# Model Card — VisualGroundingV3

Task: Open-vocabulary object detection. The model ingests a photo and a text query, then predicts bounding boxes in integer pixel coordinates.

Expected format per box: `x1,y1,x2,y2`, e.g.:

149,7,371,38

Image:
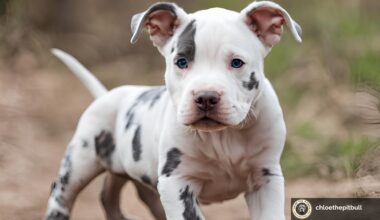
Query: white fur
51,49,107,98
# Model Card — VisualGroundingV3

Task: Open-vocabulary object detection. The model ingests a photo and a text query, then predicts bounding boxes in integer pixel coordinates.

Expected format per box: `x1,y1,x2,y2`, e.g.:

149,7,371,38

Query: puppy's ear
130,2,188,49
241,1,302,50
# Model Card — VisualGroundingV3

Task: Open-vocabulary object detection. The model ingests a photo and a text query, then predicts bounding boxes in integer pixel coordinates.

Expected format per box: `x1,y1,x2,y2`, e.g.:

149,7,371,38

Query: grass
351,52,380,88
277,1,380,179
296,122,320,140
324,138,376,177
281,141,316,179
282,137,376,180
265,37,296,80
197,0,251,11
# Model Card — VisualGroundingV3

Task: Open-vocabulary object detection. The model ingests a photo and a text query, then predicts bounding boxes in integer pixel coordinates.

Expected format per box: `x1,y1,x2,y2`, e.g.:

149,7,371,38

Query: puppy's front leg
245,167,285,220
157,146,204,220
158,175,205,220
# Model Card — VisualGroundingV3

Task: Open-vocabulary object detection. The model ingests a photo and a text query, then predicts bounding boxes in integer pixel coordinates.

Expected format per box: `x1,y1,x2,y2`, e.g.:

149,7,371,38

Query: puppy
45,1,301,220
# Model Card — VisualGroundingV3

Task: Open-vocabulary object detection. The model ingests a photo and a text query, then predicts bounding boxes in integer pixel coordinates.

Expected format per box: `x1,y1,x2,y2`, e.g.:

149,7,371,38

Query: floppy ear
130,2,188,49
241,1,302,50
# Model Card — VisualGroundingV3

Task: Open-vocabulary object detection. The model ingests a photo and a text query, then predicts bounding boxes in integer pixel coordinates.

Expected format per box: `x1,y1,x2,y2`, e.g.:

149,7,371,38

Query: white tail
51,48,107,98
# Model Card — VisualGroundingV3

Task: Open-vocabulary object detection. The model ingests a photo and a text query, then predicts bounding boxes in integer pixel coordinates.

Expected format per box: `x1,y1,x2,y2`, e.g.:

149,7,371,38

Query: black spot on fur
59,147,72,186
141,175,152,185
161,148,182,177
262,168,276,176
179,186,201,220
82,140,89,148
50,181,57,195
132,126,142,161
177,20,196,62
125,87,166,130
95,131,115,165
242,72,259,90
46,210,69,220
125,112,135,129
55,195,64,207
60,173,69,185
137,87,166,108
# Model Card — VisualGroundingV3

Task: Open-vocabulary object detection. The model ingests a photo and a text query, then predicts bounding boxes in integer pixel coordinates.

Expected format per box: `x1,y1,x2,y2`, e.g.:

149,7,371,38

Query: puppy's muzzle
188,90,229,131
194,91,220,112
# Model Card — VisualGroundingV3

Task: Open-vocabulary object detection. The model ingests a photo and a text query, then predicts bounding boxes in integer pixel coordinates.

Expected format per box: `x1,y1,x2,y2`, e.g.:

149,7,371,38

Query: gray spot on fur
132,126,142,161
125,87,166,130
176,20,196,62
179,186,201,220
55,196,64,207
50,181,57,195
82,140,88,148
46,210,69,220
161,148,182,177
60,173,69,186
59,146,73,189
125,112,135,129
262,168,277,176
138,87,166,108
242,72,259,90
95,131,115,165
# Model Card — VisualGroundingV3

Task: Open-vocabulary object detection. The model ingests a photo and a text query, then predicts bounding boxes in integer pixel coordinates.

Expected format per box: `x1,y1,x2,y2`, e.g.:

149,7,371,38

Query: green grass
324,138,376,177
265,37,296,80
350,52,380,88
296,122,320,140
277,86,304,110
282,137,377,180
196,0,251,11
281,141,316,179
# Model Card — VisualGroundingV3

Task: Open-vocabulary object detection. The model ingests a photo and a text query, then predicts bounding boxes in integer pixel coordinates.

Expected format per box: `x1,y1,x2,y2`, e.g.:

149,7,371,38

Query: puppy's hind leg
134,180,166,220
100,173,130,220
44,138,105,220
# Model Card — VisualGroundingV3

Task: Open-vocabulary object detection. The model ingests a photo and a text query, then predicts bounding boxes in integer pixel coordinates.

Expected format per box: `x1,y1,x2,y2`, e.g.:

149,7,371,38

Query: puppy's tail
51,48,107,98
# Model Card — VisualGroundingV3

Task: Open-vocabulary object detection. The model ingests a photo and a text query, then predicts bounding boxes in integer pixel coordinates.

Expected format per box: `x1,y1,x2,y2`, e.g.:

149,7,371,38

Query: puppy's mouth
188,116,228,131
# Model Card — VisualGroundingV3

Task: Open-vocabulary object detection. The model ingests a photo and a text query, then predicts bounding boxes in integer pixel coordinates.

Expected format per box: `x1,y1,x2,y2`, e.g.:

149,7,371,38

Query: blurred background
0,0,379,219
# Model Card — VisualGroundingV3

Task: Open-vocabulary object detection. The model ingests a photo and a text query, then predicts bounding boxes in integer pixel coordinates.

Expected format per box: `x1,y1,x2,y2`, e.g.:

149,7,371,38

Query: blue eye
176,58,188,69
231,59,245,68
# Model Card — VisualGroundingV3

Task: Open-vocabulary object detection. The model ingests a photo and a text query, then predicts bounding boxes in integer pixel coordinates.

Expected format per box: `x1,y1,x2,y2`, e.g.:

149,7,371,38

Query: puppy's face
131,1,302,131
165,9,265,131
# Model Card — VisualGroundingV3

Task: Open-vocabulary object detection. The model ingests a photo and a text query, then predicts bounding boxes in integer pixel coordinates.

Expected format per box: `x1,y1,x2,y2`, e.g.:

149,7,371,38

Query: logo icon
292,199,312,219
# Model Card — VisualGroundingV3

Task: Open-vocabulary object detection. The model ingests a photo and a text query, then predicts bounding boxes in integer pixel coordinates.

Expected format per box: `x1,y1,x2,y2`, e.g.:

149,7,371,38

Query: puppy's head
131,1,301,131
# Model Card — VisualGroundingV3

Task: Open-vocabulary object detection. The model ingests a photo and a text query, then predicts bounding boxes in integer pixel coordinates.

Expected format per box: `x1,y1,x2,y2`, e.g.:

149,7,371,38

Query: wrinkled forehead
187,8,265,59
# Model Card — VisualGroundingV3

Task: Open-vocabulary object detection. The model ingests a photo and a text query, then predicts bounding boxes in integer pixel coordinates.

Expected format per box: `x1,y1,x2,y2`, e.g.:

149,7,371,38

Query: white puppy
45,1,301,220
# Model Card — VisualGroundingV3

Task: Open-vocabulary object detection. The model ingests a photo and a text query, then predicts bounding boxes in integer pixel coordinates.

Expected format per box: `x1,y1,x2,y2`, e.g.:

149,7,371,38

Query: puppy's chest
181,139,267,203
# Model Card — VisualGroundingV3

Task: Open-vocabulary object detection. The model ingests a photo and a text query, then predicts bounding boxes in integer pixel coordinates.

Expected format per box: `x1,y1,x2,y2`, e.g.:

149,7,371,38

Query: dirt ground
0,56,363,220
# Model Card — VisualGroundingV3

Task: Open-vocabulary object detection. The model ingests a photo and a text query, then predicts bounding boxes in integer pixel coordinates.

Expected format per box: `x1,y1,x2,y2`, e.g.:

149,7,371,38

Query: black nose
194,91,221,111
